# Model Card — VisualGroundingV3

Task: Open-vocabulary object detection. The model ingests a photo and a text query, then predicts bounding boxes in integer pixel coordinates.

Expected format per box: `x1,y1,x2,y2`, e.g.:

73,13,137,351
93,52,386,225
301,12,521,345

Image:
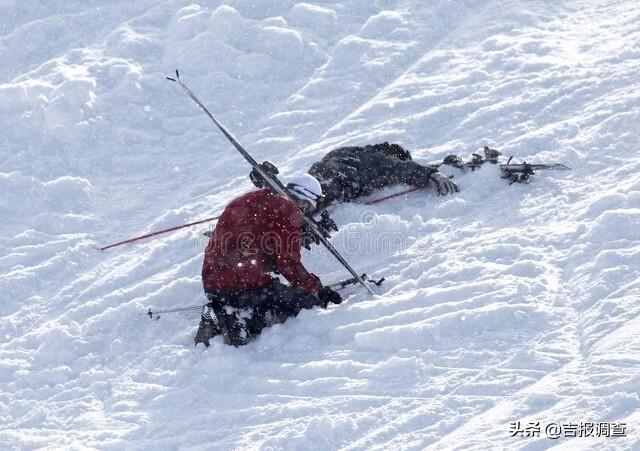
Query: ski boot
483,146,502,163
215,306,256,347
443,154,464,168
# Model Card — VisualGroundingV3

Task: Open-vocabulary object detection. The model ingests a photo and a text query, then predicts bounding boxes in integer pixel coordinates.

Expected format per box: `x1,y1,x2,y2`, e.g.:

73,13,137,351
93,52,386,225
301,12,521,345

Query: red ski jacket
202,189,321,293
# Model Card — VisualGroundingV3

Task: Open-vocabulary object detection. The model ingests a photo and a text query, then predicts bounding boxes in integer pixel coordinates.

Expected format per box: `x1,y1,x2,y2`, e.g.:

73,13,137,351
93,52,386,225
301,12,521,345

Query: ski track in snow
1,0,639,449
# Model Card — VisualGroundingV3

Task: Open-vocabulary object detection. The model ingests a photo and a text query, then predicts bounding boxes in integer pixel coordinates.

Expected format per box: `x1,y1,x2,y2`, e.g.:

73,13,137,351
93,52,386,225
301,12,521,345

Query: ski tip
166,77,176,82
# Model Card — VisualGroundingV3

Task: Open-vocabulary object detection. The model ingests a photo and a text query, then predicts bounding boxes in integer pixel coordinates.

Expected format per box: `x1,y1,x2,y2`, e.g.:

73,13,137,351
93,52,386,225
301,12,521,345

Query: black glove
428,172,459,195
317,210,338,237
301,211,338,250
317,286,342,307
301,224,319,250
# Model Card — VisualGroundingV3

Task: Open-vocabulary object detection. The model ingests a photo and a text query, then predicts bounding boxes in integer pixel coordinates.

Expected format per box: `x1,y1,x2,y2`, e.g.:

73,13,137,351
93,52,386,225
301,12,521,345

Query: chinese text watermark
509,421,627,439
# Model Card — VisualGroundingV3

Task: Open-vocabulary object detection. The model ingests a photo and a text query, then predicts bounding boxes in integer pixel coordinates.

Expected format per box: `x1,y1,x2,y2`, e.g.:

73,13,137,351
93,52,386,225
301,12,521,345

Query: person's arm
272,202,322,293
389,159,437,186
385,157,458,195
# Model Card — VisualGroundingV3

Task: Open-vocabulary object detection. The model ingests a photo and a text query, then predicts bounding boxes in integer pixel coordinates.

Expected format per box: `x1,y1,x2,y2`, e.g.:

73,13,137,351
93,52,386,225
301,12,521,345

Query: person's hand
429,172,459,195
301,224,319,250
317,286,342,307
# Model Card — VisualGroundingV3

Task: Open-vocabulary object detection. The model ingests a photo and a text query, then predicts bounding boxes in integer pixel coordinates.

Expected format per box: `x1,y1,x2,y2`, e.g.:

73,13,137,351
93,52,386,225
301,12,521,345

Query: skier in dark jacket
308,142,458,211
195,174,342,347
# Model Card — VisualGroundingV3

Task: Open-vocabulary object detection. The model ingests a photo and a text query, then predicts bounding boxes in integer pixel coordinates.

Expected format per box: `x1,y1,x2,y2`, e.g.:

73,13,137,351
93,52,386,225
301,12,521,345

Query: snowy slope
1,0,639,449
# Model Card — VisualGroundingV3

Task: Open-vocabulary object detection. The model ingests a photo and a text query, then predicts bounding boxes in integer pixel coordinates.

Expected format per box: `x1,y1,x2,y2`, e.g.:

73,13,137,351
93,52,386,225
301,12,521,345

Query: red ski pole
98,186,421,251
365,186,424,205
97,216,220,251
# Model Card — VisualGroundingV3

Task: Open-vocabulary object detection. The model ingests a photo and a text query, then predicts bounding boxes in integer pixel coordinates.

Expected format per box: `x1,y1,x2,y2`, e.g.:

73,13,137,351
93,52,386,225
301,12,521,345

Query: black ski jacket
308,144,437,209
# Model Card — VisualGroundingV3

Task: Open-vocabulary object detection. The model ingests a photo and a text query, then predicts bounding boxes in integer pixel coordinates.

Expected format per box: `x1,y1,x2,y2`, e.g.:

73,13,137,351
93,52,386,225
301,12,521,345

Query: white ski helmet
286,174,323,209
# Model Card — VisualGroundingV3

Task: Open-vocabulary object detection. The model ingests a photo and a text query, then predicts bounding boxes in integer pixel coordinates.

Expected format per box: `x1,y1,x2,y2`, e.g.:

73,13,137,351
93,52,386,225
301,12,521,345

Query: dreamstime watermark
509,421,627,439
192,209,419,257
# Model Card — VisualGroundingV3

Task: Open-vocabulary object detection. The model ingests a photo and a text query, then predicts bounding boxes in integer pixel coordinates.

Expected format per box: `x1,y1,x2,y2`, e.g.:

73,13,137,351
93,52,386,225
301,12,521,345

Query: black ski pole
327,274,385,291
167,70,376,295
146,305,202,320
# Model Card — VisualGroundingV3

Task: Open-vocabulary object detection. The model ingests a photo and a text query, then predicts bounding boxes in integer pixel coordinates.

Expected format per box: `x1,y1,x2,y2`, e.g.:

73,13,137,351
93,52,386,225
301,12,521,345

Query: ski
438,147,571,184
452,162,571,171
168,70,376,295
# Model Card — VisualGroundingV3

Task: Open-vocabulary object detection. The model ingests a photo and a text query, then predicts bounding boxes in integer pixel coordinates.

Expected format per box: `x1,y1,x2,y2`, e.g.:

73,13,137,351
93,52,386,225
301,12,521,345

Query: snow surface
1,0,639,449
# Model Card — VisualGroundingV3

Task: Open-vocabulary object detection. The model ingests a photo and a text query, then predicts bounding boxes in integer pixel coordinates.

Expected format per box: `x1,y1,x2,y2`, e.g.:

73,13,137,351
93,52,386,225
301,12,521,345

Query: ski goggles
286,183,324,208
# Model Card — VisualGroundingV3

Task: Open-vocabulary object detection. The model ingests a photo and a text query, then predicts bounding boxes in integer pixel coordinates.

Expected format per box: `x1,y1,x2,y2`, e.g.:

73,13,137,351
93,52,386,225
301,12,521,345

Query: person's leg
205,282,323,346
208,302,257,346
209,289,275,346
265,280,323,318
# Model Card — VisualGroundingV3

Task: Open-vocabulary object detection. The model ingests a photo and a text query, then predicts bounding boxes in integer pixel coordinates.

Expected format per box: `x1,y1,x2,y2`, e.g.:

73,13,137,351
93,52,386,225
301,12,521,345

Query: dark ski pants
205,279,321,346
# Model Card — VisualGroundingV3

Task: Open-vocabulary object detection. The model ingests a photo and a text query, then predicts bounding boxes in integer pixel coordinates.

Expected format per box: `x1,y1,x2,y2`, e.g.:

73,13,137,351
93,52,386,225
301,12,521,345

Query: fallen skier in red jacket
195,174,342,347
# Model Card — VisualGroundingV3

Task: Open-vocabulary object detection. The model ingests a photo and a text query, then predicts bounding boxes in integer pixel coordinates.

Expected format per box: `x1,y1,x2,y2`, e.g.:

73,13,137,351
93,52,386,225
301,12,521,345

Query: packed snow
1,0,639,449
